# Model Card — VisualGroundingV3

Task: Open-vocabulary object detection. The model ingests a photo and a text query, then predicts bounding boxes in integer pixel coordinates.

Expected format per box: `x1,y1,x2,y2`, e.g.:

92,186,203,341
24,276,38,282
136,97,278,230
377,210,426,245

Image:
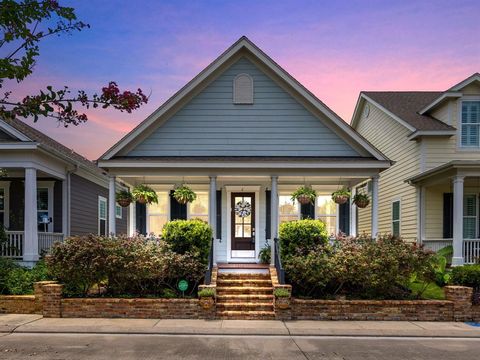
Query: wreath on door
234,200,251,218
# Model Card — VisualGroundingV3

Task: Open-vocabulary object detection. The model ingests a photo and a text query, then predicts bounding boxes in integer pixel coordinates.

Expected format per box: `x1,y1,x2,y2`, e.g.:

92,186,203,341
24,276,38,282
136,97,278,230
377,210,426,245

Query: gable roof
0,117,106,177
100,36,388,162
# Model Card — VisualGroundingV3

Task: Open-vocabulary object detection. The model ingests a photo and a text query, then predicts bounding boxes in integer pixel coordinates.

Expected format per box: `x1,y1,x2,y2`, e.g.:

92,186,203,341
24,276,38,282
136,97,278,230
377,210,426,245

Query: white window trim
98,196,107,235
37,181,54,232
391,199,401,236
233,73,254,104
0,181,10,229
457,96,480,151
115,204,122,219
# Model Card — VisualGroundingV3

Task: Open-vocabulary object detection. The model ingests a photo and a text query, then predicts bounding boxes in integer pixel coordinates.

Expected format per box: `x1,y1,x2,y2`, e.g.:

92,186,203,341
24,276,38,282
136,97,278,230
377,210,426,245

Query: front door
231,193,255,257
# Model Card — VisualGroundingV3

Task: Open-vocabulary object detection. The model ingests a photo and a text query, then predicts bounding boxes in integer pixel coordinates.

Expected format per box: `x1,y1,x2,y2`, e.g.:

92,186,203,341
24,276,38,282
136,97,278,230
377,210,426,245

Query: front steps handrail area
274,238,285,284
204,237,214,285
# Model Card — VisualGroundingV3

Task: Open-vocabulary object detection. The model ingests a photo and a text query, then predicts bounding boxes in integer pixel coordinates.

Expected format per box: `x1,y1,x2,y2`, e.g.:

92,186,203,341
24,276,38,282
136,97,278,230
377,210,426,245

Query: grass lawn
409,281,445,300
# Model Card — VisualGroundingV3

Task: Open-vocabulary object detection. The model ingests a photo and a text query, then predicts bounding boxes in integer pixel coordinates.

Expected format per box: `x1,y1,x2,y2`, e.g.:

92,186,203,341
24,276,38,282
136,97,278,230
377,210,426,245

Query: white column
129,200,136,237
23,168,39,262
62,179,68,237
108,176,116,236
452,175,465,266
270,176,278,266
371,176,379,238
349,186,357,237
209,176,217,265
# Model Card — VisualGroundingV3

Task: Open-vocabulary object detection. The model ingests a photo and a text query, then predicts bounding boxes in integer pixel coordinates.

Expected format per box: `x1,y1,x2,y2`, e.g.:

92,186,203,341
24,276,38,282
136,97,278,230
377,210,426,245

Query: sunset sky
5,0,480,159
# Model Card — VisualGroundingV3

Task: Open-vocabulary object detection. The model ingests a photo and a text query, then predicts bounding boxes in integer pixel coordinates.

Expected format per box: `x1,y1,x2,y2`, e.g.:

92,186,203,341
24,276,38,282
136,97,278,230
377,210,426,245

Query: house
98,36,390,265
0,117,128,265
351,73,480,265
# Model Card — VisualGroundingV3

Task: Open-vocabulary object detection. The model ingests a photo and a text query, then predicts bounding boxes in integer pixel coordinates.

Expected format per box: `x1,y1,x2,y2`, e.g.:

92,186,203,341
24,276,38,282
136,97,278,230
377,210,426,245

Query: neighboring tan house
98,36,390,265
0,117,128,265
351,73,480,265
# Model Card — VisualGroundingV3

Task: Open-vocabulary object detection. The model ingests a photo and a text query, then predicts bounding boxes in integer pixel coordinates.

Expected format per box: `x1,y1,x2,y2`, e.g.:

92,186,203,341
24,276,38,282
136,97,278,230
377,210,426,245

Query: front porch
409,160,480,264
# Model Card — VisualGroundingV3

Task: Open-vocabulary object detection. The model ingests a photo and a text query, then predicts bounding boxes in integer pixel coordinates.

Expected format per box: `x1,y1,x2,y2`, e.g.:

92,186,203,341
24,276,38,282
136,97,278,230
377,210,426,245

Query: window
147,192,169,236
233,73,253,104
392,200,401,237
98,196,107,236
463,194,477,239
37,188,50,231
316,195,337,235
278,195,299,224
0,188,4,227
115,204,122,219
461,101,480,147
188,191,209,222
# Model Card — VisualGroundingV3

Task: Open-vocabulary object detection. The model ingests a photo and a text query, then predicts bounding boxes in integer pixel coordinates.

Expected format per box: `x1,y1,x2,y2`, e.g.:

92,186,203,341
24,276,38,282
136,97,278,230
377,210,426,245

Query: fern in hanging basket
173,185,197,204
331,188,351,204
291,186,317,205
132,184,158,205
353,193,370,208
116,190,133,207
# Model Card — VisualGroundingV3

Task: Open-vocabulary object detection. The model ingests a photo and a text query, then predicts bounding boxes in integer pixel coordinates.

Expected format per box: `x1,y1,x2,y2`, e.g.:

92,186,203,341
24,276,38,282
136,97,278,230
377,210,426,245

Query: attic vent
233,73,253,104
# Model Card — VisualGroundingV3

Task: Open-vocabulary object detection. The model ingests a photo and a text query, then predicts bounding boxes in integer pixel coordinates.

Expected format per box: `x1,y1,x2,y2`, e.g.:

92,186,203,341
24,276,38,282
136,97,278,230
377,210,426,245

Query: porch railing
422,238,480,264
204,237,214,285
274,238,285,284
1,231,64,259
1,231,24,259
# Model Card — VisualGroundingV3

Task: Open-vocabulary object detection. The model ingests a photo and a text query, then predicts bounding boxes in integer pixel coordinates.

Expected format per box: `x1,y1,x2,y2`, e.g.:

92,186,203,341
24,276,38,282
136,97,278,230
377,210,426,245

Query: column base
451,256,464,267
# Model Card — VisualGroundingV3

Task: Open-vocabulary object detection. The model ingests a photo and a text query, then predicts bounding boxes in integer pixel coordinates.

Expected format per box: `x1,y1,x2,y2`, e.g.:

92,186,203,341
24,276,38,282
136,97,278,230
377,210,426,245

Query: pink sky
4,0,479,159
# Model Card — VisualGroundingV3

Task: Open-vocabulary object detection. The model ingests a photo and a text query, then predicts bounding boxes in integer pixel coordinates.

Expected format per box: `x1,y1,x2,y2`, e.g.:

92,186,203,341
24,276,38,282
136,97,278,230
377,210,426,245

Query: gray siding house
0,117,127,265
99,37,391,264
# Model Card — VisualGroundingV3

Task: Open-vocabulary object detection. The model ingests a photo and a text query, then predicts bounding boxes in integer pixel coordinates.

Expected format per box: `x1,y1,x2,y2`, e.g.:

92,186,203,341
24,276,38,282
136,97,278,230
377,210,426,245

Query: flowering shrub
279,219,329,258
284,234,436,299
47,234,206,297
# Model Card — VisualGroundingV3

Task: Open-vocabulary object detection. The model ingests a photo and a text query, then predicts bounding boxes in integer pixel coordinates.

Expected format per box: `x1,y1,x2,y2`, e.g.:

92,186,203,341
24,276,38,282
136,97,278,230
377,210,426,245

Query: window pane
279,215,298,224
148,192,169,214
190,192,209,217
116,205,122,218
464,195,476,216
463,218,476,239
99,199,106,219
392,221,400,237
461,124,479,146
316,195,337,215
392,201,400,221
37,188,48,211
0,189,4,210
319,216,336,235
279,195,298,216
149,215,168,236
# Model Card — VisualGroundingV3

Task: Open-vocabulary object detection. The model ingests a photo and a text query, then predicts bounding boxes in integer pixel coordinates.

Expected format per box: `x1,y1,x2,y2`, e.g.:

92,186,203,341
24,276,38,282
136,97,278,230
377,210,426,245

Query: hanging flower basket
291,186,317,205
132,184,158,205
353,193,370,208
173,185,197,204
331,188,351,205
116,190,133,207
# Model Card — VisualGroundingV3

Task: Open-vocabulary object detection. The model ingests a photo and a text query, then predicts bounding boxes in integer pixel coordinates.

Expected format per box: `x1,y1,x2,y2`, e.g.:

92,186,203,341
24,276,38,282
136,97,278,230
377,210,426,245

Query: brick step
216,294,274,302
216,279,272,287
217,310,275,320
216,286,273,295
216,302,274,312
217,273,270,280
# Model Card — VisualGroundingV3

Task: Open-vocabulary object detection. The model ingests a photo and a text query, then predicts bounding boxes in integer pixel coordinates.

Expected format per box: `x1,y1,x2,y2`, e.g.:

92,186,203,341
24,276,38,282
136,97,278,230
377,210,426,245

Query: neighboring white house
0,117,128,266
98,37,390,265
351,73,480,265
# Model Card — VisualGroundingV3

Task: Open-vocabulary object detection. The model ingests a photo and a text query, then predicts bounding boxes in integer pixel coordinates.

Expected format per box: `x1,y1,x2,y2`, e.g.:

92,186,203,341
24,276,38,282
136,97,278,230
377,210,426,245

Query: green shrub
284,234,436,299
198,288,215,297
0,259,50,295
162,219,212,263
161,288,178,298
258,245,271,264
279,219,328,258
274,288,290,298
450,264,480,290
0,257,20,294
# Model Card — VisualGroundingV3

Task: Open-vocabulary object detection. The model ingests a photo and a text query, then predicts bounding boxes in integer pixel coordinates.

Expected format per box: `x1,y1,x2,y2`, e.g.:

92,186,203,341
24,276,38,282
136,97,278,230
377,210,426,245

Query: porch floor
217,263,270,269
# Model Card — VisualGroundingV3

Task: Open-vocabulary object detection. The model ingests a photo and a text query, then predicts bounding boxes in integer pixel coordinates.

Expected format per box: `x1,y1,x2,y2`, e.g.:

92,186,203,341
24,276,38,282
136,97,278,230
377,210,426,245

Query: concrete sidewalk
1,314,480,337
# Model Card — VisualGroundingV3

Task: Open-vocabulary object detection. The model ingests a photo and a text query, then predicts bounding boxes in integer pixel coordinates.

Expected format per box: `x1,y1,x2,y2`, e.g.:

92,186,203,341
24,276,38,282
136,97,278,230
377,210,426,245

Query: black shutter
216,190,222,239
265,190,271,239
135,202,146,235
339,199,350,236
170,190,187,220
300,202,315,219
443,193,453,238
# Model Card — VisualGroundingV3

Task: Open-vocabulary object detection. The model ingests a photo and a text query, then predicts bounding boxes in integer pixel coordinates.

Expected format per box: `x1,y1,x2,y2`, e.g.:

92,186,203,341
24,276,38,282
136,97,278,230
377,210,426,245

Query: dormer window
461,101,480,147
233,73,253,104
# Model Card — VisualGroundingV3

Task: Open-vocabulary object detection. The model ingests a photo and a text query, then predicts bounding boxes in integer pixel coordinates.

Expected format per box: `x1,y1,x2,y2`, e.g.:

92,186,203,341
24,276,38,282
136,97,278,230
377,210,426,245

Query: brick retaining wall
0,295,36,314
291,299,453,321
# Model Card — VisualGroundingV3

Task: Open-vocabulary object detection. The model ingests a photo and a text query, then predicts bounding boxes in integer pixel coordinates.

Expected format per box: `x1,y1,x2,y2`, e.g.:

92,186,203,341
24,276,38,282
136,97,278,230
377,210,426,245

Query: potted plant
132,184,158,204
198,287,215,309
353,193,370,208
274,288,291,309
291,186,317,205
258,245,271,264
331,188,351,204
173,185,197,204
116,190,133,207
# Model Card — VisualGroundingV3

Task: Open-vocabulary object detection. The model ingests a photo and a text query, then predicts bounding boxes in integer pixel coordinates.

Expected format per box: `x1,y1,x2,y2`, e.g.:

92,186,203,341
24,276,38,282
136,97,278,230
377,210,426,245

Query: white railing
2,231,24,259
38,232,64,254
422,239,452,252
463,239,480,264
